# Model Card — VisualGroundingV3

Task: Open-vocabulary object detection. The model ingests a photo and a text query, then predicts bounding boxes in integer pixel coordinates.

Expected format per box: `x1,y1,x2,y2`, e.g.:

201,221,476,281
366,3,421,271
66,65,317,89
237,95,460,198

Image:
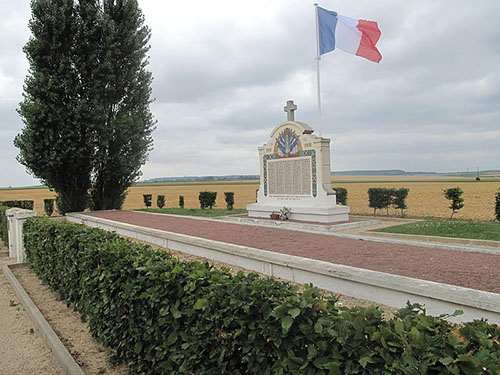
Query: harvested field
1,177,499,220
332,181,500,221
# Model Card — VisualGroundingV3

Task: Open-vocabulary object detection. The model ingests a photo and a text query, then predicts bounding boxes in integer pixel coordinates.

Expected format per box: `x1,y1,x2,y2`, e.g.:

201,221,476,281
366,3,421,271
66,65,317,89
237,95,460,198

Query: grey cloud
2,0,500,186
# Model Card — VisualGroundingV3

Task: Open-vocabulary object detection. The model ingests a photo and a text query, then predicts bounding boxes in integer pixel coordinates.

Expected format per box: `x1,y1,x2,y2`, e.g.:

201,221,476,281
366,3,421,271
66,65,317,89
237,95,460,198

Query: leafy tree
443,187,464,219
87,0,155,210
333,187,348,205
495,189,500,222
15,0,155,214
43,199,54,217
224,192,234,210
178,195,184,209
199,191,216,209
15,0,93,214
368,188,394,216
143,194,152,208
392,187,409,217
156,195,165,209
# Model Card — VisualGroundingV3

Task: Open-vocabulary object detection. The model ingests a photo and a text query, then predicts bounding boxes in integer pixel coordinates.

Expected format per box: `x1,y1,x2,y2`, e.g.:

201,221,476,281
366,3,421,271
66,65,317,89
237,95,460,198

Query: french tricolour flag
317,7,382,63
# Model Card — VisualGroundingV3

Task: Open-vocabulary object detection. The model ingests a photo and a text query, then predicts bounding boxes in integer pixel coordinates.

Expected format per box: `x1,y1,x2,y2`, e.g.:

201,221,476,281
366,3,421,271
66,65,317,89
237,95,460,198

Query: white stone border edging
3,264,85,375
66,212,500,324
217,214,380,233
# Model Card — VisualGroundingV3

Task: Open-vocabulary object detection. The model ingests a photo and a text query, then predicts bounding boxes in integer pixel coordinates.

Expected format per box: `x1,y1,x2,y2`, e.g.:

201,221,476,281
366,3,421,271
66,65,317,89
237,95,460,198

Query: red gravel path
83,211,500,294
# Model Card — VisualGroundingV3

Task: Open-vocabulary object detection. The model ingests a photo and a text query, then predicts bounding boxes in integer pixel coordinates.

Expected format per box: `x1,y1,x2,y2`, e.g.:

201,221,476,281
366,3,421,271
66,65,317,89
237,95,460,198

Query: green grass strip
135,207,247,217
377,219,500,241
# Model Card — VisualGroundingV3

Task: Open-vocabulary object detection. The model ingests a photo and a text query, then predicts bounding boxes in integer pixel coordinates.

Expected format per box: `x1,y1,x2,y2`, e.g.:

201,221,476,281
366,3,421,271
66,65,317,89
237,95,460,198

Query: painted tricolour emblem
274,128,302,158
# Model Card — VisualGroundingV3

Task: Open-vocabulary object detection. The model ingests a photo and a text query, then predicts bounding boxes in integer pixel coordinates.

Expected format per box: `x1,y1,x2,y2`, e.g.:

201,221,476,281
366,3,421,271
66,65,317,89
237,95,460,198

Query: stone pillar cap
6,208,37,219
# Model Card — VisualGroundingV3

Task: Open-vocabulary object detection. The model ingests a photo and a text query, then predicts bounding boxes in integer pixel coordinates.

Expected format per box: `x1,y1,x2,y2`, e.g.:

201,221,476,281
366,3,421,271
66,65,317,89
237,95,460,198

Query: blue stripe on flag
318,7,338,55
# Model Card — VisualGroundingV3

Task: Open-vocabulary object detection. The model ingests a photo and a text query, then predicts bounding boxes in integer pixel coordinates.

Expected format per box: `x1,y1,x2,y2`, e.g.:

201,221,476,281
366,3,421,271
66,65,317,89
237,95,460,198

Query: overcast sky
1,1,499,187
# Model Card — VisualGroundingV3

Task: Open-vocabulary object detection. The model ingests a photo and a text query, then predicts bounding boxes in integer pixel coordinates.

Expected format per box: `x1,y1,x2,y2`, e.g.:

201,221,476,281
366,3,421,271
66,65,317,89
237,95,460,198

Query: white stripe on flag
335,15,362,55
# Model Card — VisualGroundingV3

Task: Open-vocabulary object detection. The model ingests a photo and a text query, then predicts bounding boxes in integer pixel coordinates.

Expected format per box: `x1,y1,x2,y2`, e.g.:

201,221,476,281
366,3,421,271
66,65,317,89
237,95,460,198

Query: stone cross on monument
283,100,297,121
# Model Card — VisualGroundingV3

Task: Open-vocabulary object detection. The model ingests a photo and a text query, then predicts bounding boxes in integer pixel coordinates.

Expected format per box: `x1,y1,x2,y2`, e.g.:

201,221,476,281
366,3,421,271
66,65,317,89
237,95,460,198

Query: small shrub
178,195,184,209
143,194,152,209
392,187,409,217
43,199,54,217
224,192,234,210
199,191,216,209
368,187,394,215
495,189,500,222
25,200,35,209
156,195,165,209
333,187,348,205
443,187,464,219
0,205,8,246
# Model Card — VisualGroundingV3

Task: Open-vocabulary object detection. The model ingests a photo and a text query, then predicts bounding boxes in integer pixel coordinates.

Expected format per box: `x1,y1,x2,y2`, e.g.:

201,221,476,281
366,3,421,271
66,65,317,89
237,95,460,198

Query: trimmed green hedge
1,200,34,210
199,191,217,209
224,192,234,210
143,194,152,208
495,189,500,222
0,205,8,246
23,218,500,374
367,188,410,217
157,195,166,209
333,187,348,205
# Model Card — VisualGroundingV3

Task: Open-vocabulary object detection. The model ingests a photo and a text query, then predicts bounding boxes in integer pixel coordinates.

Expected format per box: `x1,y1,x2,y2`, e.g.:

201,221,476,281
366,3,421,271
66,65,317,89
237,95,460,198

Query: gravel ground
0,256,64,375
10,264,128,375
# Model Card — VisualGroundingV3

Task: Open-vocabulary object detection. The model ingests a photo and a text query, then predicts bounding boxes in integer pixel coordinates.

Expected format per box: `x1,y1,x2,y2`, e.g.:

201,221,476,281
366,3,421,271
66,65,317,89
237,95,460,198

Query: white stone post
6,208,37,263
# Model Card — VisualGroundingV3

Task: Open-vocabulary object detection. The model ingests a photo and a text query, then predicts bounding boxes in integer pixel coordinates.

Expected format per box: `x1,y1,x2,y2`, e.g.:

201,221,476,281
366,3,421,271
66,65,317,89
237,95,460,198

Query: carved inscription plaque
267,157,311,195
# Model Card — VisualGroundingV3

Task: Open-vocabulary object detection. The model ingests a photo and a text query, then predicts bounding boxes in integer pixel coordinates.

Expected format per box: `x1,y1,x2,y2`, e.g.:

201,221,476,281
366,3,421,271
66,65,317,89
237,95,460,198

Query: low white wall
66,212,500,324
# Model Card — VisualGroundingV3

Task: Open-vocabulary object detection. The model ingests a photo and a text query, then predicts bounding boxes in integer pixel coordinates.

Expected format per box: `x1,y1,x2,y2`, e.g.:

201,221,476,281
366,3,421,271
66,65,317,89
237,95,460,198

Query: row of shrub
0,200,34,210
0,205,8,246
366,186,500,220
368,188,410,217
143,192,235,210
23,217,500,374
0,199,56,218
4,187,500,221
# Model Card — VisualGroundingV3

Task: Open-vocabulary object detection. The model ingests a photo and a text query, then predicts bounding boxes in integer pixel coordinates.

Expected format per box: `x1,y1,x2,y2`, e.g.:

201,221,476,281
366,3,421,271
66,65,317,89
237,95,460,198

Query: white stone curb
67,212,500,324
217,214,380,232
3,264,85,375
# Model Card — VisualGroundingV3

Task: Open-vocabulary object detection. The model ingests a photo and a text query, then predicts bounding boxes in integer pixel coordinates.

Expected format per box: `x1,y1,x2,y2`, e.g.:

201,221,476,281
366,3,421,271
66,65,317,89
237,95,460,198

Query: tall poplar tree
15,0,155,213
15,0,93,213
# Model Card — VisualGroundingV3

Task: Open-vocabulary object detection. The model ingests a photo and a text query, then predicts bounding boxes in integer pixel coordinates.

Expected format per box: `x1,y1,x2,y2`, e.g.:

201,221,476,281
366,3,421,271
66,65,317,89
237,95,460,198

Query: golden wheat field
1,176,499,221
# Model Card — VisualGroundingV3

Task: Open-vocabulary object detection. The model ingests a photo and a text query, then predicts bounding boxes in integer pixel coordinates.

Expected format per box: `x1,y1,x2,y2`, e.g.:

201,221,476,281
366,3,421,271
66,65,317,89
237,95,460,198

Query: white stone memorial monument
247,100,349,223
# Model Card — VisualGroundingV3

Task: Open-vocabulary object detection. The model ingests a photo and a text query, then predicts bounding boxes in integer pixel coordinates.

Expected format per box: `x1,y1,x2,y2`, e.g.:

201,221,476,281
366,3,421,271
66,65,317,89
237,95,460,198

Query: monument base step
247,203,350,223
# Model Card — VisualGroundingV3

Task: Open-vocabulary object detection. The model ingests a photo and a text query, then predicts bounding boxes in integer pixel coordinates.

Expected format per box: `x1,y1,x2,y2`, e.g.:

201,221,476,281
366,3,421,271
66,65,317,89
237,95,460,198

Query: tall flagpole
313,3,323,137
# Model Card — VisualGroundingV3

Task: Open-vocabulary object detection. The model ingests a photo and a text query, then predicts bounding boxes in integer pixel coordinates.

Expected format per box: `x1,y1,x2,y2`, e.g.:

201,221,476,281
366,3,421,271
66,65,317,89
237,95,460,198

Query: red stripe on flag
355,19,382,63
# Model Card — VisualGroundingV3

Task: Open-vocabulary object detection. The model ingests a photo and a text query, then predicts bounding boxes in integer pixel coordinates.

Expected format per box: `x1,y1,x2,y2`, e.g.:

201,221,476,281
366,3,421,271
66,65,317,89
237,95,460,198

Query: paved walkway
83,211,500,294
